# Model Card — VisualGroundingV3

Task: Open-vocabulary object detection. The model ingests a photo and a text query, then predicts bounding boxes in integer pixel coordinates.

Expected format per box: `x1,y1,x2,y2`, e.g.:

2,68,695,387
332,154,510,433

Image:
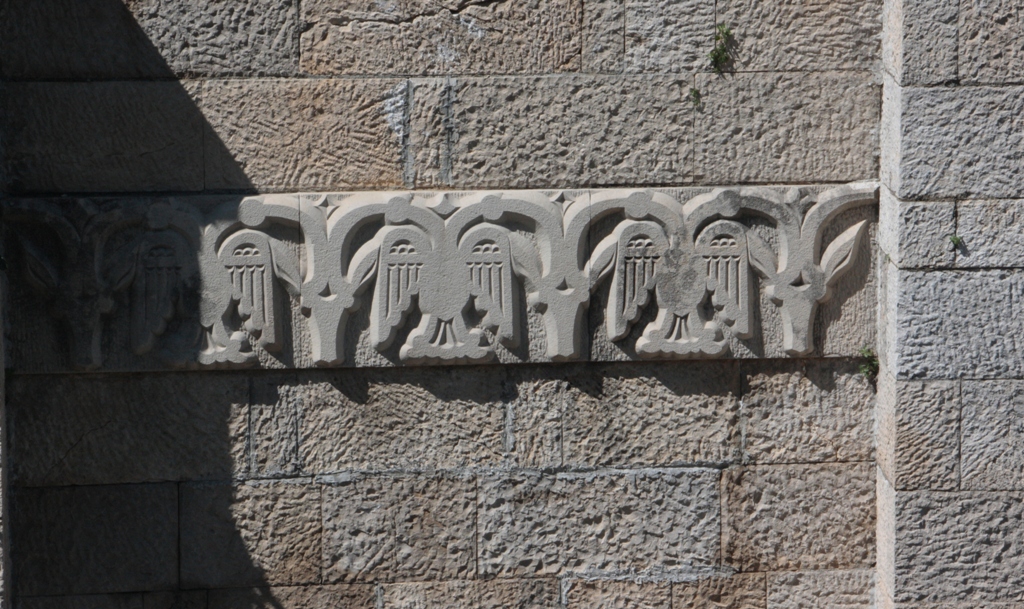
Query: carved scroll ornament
5,184,877,369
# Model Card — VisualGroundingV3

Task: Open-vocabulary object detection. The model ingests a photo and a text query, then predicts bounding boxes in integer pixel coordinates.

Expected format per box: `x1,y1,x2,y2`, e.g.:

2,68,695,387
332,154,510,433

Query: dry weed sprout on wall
709,24,734,74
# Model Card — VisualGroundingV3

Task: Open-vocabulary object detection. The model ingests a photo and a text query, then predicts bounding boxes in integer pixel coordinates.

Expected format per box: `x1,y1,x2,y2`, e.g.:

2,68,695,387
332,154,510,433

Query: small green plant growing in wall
709,24,734,74
947,234,964,247
689,87,702,108
858,346,879,382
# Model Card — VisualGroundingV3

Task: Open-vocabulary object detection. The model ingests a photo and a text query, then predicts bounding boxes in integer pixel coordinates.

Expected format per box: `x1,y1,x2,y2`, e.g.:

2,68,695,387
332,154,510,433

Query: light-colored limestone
623,0,714,72
477,469,720,576
961,381,1024,490
383,580,559,609
208,585,375,609
695,72,880,184
673,574,766,609
955,200,1024,268
300,0,581,76
767,570,874,609
883,0,958,85
583,0,625,72
960,0,1024,85
505,367,567,468
723,463,875,571
878,189,955,269
564,580,670,609
180,480,321,588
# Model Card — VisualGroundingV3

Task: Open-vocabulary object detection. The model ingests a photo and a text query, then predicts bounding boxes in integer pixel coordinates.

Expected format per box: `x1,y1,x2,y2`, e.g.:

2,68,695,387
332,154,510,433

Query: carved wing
370,225,431,350
695,220,753,339
589,220,668,341
219,229,293,352
459,224,521,348
128,234,184,355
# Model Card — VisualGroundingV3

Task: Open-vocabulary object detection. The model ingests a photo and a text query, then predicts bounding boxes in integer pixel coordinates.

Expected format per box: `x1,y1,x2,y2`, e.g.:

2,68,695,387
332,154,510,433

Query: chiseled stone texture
741,360,874,464
322,473,476,582
891,85,1024,200
720,0,882,71
878,189,955,269
882,0,958,85
3,82,204,193
960,0,1024,84
478,469,720,576
623,0,714,72
8,374,247,487
723,463,875,571
895,491,1024,604
383,579,559,609
767,570,874,609
180,480,321,588
505,367,566,469
208,585,376,609
12,484,178,596
961,381,1024,491
16,592,207,609
695,72,880,184
201,78,404,191
673,574,766,609
583,0,624,72
0,0,300,79
300,0,581,75
564,580,670,609
956,200,1024,268
562,363,740,467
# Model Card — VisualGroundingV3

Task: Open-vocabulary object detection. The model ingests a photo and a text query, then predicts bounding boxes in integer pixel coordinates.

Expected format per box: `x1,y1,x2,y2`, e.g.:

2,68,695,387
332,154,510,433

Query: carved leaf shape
348,240,380,292
586,234,618,285
820,220,867,284
21,240,59,293
746,232,778,279
269,238,301,297
106,246,138,293
507,232,541,284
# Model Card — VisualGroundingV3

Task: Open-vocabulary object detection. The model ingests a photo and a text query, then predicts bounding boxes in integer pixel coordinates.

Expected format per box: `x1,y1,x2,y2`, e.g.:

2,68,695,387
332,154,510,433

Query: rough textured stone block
444,76,692,188
9,374,247,486
562,362,740,467
201,78,404,191
12,484,178,596
301,0,581,75
962,381,1024,490
3,82,204,193
180,480,321,588
564,580,669,609
409,79,452,188
11,594,200,609
673,574,765,609
742,360,874,464
383,579,559,609
0,0,299,79
960,0,1024,84
584,0,625,72
624,0,714,72
478,469,720,576
322,474,476,582
893,85,1024,200
720,0,882,71
208,585,375,609
879,189,956,269
695,72,880,183
506,367,567,468
723,463,875,571
883,0,958,85
767,570,874,609
955,200,1024,268
879,375,960,491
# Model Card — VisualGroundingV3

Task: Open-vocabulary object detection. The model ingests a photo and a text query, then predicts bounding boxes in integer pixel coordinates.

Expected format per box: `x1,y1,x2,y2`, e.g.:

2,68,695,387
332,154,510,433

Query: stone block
505,367,567,468
478,469,720,576
443,76,692,189
892,85,1024,200
767,570,874,609
180,479,321,588
15,592,206,609
673,574,766,609
883,0,958,85
12,484,178,596
960,0,1024,84
0,0,299,79
8,374,247,486
955,200,1024,268
322,473,476,582
201,78,405,191
383,579,559,609
878,376,960,491
300,0,581,75
409,79,452,188
877,469,896,604
722,463,875,571
251,373,302,478
3,82,204,193
742,360,874,464
208,585,375,609
962,381,1024,490
879,189,956,269
695,72,880,184
562,362,740,467
584,0,625,72
719,0,881,71
564,580,669,609
623,0,715,72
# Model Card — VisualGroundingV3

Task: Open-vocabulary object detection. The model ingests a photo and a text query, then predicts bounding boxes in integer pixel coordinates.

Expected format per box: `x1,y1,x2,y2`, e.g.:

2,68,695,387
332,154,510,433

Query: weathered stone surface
767,570,874,609
623,0,714,72
877,469,896,605
208,585,375,609
3,82,204,193
891,85,1024,200
883,0,958,85
742,360,874,464
9,374,247,486
180,480,321,588
201,79,404,191
723,463,875,571
506,367,567,468
409,79,452,188
584,0,624,72
960,0,1024,84
300,0,581,75
445,76,692,188
478,469,720,576
322,473,476,582
720,0,882,71
0,0,300,79
695,72,880,183
12,484,178,595
955,200,1024,268
879,189,956,269
383,579,559,609
562,363,740,467
895,491,1024,604
961,381,1024,491
564,580,669,609
673,574,765,609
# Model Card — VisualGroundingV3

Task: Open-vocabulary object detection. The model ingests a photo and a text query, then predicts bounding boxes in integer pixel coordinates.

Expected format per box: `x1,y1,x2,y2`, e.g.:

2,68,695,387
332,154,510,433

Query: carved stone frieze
3,184,878,370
